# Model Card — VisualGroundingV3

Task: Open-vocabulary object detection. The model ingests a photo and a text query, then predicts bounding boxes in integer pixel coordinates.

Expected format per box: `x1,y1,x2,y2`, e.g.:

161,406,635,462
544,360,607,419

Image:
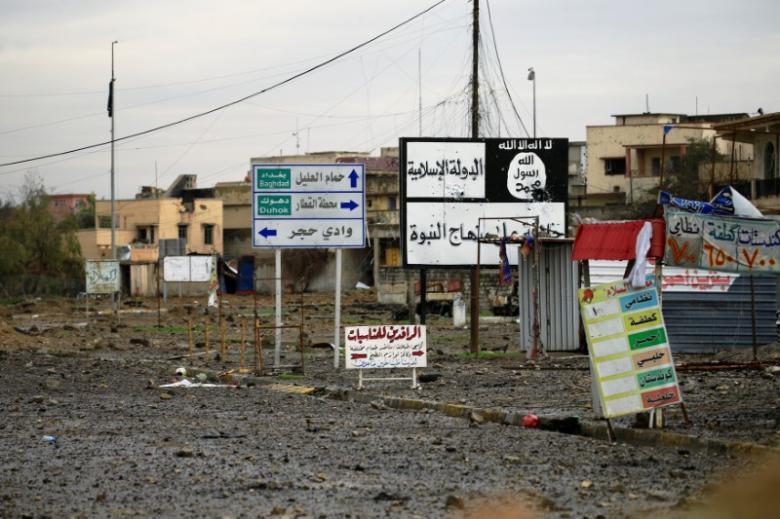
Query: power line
484,0,530,137
0,13,469,139
0,0,449,170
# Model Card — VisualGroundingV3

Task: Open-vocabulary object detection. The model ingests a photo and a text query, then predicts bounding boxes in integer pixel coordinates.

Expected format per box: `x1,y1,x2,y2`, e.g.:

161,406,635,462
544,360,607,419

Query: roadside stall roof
572,220,665,261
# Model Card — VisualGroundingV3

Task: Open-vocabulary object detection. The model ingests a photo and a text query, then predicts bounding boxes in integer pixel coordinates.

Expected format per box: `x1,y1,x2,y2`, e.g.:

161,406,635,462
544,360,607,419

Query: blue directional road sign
251,163,366,248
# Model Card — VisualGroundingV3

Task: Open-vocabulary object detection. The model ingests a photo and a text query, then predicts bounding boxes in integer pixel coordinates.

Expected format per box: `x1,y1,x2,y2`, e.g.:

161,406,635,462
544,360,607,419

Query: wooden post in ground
187,319,193,360
240,318,246,371
204,319,210,362
218,292,225,357
254,318,262,373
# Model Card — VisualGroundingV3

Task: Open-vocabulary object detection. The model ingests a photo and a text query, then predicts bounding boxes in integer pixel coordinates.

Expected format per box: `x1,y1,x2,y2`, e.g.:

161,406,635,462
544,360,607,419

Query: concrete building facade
715,112,780,214
585,113,751,203
77,197,223,262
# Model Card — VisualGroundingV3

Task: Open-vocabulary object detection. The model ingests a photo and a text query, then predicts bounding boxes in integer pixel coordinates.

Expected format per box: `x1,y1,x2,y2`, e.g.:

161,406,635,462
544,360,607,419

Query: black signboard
400,137,568,267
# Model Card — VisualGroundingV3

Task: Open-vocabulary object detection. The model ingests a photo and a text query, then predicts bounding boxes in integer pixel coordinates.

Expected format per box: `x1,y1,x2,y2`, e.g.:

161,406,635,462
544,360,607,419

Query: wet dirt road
1,293,778,517
0,350,751,518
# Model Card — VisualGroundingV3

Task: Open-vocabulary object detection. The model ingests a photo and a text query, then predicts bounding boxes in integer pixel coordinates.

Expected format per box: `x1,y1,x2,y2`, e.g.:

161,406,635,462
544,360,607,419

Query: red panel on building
572,220,665,261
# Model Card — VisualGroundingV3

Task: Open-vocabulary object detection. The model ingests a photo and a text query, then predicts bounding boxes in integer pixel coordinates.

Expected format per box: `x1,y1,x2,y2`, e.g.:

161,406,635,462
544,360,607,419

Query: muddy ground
1,291,779,518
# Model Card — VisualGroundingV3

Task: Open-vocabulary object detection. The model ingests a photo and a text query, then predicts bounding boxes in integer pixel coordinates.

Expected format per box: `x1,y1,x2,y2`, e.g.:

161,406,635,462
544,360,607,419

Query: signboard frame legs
357,367,419,390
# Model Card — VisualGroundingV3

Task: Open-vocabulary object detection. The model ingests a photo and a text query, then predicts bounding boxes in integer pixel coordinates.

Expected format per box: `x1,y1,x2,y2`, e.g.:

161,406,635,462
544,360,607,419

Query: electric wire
484,0,530,137
0,0,449,170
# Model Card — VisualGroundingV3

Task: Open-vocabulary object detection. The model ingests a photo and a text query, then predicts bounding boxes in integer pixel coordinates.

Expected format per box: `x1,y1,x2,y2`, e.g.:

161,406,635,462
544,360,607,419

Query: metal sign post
334,249,343,368
275,249,282,367
250,163,366,371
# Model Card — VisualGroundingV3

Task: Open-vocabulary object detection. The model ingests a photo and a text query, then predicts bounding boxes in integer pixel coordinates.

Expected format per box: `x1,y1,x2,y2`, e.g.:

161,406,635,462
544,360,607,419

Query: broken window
604,158,626,175
203,224,214,245
178,224,188,242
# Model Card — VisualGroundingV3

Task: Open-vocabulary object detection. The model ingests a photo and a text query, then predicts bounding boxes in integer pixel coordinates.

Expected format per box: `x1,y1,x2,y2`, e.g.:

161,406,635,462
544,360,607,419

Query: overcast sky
1,0,778,200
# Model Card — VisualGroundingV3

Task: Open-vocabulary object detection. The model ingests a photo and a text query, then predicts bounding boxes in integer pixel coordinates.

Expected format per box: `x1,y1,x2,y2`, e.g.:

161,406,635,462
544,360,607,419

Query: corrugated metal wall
663,276,777,352
589,261,778,352
518,242,580,351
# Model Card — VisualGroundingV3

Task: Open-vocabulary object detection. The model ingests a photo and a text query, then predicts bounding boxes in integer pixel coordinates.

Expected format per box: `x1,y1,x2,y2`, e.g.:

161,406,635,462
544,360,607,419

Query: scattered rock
647,489,673,501
42,378,62,391
159,392,173,400
269,506,286,516
445,495,465,509
580,480,593,489
418,373,441,383
174,447,194,458
29,395,45,404
246,479,268,490
609,482,625,493
130,337,150,347
503,455,521,464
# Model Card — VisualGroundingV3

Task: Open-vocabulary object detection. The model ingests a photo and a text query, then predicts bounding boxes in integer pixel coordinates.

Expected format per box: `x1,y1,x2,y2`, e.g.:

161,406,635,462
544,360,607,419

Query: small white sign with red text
345,325,427,369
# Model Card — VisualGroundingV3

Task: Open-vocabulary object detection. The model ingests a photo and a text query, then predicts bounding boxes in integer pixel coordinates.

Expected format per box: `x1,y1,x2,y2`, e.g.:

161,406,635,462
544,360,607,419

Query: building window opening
765,142,776,178
203,224,214,245
604,158,626,175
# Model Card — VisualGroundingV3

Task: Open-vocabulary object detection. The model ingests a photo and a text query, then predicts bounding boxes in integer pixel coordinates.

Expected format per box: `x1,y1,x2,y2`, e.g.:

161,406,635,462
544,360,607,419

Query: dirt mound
713,341,780,362
0,318,26,350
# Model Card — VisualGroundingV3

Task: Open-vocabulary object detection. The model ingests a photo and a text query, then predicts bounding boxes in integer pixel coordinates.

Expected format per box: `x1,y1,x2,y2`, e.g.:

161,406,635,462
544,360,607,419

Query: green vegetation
132,324,217,334
630,137,725,217
0,174,85,293
277,372,304,380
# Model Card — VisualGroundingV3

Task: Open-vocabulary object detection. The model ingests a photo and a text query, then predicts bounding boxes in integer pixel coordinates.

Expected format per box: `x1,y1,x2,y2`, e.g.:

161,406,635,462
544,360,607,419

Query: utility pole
110,40,118,316
469,0,481,356
110,41,118,261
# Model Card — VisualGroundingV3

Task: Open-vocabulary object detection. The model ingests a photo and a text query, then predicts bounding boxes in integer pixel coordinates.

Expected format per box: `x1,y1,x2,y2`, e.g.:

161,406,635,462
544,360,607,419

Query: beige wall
214,182,251,230
752,134,780,180
76,229,135,260
92,197,223,258
614,114,682,126
586,124,719,198
214,182,250,207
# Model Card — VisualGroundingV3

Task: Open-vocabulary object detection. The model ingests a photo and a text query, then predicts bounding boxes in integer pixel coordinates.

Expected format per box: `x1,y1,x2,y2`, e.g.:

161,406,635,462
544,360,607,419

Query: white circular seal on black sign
507,152,546,200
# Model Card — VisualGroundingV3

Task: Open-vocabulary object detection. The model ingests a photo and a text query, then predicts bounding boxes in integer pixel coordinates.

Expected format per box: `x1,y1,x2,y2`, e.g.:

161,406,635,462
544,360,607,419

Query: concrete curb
181,366,780,458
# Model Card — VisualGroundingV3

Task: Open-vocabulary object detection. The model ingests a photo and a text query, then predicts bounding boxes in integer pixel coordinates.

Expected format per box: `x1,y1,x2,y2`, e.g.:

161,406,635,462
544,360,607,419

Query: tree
659,137,723,200
72,193,96,229
0,174,84,281
628,137,724,218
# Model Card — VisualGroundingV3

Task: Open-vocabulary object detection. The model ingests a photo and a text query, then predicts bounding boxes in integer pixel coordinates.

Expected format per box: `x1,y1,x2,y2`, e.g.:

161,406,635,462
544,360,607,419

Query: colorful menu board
579,276,683,418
